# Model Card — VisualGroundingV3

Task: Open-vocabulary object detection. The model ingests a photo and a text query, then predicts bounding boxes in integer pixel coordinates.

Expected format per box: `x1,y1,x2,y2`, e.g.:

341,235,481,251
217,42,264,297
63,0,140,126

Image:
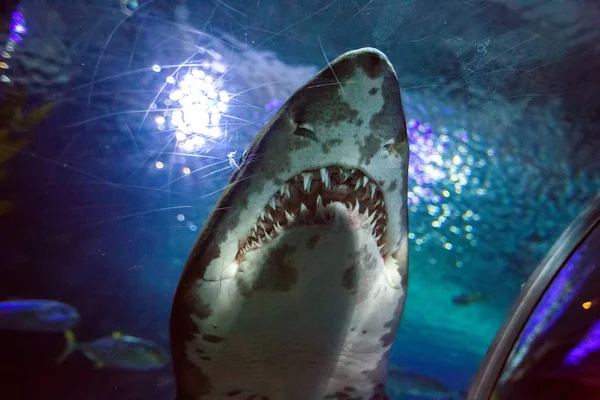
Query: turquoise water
1,0,598,398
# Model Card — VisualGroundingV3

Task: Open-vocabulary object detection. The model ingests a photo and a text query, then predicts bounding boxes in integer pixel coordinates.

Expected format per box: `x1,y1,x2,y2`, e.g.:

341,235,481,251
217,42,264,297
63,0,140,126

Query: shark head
170,47,409,400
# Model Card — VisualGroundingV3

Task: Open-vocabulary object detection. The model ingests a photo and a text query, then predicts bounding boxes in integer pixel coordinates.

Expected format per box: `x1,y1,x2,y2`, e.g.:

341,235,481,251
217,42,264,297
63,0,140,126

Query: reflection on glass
493,218,600,399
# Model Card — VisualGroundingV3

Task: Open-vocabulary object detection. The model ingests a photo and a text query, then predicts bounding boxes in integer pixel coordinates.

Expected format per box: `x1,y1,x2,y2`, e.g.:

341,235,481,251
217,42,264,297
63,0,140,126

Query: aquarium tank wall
0,0,598,399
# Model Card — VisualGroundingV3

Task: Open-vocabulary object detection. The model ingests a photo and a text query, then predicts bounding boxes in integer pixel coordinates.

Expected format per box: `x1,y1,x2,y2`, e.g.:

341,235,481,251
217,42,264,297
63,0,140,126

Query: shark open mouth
237,166,388,259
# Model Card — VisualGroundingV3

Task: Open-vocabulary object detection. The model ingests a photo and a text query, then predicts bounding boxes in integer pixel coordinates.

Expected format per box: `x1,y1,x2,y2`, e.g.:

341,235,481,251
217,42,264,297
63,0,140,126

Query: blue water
1,0,598,399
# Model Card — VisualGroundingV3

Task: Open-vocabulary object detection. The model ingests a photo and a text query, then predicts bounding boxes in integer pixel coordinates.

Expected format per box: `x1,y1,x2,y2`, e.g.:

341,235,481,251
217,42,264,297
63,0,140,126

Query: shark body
170,48,409,400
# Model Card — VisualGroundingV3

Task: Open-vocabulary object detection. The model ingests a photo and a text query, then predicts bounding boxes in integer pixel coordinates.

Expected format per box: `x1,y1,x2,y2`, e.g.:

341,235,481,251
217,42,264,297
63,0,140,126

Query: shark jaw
236,166,388,260
171,47,409,400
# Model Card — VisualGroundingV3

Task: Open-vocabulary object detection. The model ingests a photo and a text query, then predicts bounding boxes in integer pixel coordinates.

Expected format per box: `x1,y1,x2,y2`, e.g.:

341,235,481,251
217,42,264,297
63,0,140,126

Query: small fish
386,365,463,399
57,330,168,370
452,291,487,306
0,299,80,332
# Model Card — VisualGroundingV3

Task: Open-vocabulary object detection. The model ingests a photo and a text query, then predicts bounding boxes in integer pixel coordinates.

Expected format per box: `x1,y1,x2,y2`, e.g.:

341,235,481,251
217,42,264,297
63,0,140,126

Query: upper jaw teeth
238,166,388,257
320,168,330,189
302,173,311,192
279,184,290,198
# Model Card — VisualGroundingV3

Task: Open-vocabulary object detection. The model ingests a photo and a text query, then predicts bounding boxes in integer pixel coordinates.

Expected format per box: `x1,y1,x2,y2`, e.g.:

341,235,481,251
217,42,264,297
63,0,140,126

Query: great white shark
170,47,409,400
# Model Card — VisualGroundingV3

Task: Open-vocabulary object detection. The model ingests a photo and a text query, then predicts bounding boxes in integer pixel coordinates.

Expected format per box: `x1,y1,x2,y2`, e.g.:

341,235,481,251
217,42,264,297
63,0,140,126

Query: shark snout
320,47,394,83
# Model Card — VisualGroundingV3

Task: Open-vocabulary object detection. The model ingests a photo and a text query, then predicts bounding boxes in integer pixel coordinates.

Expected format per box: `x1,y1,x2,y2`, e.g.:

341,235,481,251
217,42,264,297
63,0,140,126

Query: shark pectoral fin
55,329,78,365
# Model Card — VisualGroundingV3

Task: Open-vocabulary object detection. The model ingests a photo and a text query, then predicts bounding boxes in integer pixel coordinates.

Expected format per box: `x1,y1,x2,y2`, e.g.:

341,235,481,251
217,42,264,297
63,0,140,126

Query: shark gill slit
236,165,387,261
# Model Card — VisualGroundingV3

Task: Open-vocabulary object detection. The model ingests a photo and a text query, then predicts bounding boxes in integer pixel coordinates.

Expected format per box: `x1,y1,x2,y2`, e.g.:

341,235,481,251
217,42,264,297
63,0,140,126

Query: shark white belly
170,47,409,400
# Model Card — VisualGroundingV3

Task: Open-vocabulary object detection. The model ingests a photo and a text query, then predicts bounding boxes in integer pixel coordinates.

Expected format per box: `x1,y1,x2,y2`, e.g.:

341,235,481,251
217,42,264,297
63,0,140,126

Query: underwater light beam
153,63,231,154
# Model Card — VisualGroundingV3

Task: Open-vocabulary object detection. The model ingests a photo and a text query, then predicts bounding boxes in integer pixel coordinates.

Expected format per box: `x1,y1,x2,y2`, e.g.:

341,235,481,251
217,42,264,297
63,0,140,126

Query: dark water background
0,0,598,398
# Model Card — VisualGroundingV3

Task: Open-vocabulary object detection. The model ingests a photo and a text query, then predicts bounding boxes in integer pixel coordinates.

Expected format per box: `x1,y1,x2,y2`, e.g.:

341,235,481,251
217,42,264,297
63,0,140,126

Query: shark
170,47,410,400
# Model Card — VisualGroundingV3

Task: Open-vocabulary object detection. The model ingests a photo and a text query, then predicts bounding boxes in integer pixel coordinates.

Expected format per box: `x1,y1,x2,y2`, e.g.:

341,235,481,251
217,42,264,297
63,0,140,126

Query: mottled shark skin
170,48,409,400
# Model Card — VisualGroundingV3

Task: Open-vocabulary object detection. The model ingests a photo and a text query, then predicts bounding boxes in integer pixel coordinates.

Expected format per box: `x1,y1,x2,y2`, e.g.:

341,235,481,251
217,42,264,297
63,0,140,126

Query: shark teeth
300,203,309,214
320,168,330,190
238,166,388,257
364,208,376,226
316,195,325,215
302,173,312,192
285,210,295,224
274,221,283,234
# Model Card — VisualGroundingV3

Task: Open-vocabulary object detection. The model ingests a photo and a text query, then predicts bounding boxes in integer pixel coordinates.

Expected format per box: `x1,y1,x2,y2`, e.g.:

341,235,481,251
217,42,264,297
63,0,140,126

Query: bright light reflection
405,117,496,253
154,64,231,153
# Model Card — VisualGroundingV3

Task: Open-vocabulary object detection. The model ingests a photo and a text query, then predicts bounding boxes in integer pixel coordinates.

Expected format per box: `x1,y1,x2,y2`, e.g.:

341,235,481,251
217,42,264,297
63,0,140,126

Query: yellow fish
57,330,168,370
